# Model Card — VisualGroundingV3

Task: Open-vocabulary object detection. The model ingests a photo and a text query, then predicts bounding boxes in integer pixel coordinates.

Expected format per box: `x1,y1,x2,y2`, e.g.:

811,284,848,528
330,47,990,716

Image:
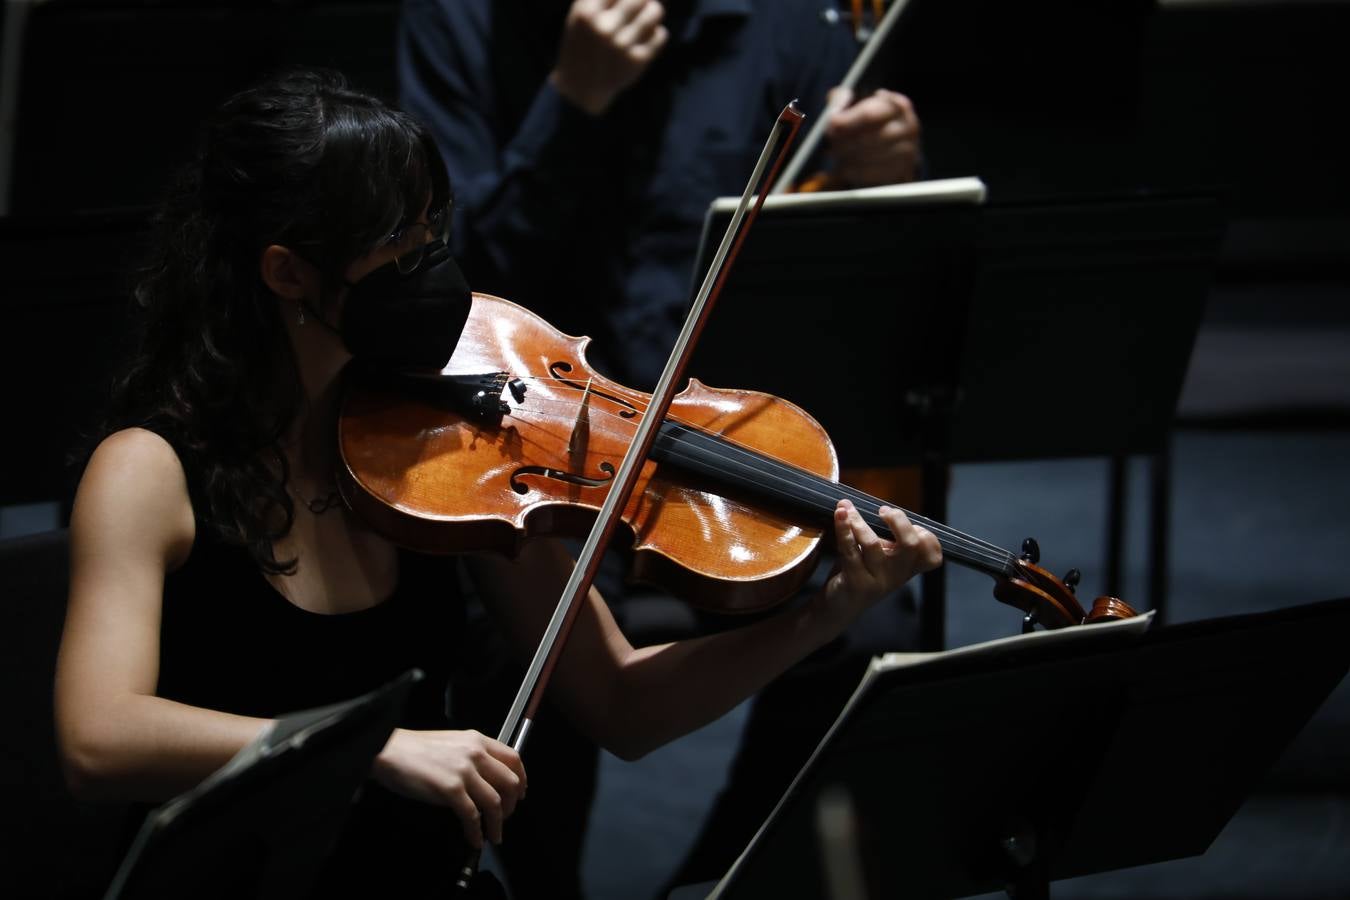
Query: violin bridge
568,378,593,465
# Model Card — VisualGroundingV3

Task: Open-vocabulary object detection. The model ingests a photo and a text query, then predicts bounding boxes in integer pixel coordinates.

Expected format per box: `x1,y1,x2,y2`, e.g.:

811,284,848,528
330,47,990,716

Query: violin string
642,417,1012,561
507,389,1014,569
650,418,1019,564
656,428,1017,574
484,376,1015,568
507,399,1014,573
494,381,1016,570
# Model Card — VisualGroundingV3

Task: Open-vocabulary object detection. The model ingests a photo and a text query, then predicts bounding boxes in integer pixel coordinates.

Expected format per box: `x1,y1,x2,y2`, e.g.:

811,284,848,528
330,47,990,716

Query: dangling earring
297,301,305,325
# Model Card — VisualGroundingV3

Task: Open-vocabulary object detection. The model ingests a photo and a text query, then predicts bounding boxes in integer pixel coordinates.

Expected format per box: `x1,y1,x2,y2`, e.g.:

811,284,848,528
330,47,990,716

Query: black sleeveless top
138,463,473,893
159,532,463,729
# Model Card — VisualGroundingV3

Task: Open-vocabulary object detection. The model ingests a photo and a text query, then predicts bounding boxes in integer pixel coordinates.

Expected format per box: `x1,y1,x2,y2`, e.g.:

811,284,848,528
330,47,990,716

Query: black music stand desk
688,184,1225,645
677,597,1350,899
104,669,422,900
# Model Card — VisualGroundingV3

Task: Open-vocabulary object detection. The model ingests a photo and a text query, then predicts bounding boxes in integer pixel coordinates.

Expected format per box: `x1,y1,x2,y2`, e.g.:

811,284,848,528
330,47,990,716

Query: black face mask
323,243,472,370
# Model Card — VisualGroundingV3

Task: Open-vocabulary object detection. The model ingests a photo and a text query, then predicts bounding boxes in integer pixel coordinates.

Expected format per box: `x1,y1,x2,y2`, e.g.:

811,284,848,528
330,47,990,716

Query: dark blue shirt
398,0,858,388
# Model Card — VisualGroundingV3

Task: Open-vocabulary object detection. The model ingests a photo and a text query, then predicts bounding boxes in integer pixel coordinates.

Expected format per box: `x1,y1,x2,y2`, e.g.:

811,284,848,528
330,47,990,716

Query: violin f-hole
509,462,616,495
550,361,640,419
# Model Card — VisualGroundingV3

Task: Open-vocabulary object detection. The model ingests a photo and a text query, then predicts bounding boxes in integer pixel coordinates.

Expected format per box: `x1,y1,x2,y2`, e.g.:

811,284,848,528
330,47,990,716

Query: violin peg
1020,537,1040,565
1063,568,1081,593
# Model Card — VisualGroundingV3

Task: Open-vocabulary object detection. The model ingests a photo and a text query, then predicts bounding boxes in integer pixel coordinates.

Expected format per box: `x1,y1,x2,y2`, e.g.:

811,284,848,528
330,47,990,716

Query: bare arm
55,429,525,847
468,502,941,760
54,428,268,801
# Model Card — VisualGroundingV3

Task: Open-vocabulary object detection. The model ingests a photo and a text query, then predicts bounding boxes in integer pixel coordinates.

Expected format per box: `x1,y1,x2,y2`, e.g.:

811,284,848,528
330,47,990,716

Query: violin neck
652,422,1018,580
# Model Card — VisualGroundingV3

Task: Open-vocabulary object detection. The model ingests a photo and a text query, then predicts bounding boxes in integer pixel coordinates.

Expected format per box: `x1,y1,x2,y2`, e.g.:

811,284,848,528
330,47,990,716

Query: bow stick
455,100,806,891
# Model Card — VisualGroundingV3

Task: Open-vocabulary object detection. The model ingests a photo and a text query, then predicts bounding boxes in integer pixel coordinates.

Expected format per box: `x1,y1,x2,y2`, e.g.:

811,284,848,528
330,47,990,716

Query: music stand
687,188,1225,647
681,597,1350,899
689,179,986,469
104,669,422,900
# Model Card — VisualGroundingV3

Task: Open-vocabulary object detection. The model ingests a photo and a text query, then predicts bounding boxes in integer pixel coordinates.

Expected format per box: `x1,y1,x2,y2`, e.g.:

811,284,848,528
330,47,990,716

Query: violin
336,291,1137,631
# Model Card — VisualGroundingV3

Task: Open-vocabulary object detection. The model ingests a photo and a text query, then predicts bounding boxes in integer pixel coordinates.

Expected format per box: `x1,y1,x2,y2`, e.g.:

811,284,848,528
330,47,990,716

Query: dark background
2,1,1347,898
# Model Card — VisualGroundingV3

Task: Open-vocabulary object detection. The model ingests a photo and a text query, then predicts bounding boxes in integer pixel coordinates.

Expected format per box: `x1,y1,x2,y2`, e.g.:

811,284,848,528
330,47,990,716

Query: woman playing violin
53,68,941,894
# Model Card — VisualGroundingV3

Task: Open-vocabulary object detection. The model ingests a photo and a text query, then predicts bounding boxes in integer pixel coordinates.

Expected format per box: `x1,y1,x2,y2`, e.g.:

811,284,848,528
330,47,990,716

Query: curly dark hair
98,68,451,573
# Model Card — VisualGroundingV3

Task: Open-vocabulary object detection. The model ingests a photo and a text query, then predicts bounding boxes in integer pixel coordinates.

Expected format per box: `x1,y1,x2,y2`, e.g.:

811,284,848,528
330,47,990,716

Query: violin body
338,293,839,613
339,293,1137,627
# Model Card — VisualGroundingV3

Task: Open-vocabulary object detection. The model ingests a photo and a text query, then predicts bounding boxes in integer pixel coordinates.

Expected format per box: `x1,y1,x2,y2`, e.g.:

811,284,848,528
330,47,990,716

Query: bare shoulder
82,427,191,498
73,428,196,569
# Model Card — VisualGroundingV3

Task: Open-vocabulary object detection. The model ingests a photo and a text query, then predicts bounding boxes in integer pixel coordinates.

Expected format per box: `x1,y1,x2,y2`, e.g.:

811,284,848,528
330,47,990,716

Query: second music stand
688,188,1225,647
692,596,1350,899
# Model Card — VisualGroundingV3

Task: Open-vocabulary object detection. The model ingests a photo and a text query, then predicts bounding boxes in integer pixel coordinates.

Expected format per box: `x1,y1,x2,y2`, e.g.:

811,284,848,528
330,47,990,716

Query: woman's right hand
372,729,526,848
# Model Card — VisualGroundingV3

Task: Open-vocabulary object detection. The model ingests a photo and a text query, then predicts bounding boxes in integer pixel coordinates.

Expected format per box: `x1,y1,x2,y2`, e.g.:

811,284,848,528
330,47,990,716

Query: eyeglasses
387,204,451,275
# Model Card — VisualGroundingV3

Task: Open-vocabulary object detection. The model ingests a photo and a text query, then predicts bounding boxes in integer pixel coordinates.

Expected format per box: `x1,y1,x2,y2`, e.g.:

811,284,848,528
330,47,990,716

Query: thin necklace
306,490,344,515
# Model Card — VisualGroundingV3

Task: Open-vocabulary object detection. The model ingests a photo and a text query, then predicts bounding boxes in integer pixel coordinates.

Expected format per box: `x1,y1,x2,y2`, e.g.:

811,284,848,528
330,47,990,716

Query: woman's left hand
819,499,943,629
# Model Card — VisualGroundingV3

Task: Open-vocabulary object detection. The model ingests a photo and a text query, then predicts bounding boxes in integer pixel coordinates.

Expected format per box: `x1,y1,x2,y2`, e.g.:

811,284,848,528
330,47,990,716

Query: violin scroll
1085,596,1140,623
992,554,1138,630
